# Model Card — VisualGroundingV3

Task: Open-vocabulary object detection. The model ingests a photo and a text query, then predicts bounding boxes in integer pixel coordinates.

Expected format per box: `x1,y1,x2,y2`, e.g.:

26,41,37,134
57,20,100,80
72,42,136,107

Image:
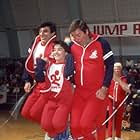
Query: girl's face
52,44,66,63
39,26,55,46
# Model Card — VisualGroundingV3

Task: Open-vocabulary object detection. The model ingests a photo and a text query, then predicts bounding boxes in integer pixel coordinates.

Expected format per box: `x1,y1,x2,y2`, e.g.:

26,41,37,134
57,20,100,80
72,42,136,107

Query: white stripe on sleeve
103,51,113,60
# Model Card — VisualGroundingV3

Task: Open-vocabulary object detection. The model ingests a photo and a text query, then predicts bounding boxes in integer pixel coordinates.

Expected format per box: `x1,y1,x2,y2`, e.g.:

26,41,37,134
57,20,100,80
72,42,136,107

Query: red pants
41,99,71,137
41,81,73,137
21,83,50,123
70,91,107,140
107,99,124,138
21,80,73,137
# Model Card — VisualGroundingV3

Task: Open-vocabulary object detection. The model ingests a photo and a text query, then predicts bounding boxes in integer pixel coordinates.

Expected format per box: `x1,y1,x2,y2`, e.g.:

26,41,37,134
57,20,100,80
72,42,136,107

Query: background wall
0,0,140,62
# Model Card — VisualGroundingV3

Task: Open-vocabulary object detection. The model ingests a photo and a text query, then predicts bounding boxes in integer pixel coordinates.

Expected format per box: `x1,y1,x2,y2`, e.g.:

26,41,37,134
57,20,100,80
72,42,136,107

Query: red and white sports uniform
25,35,56,75
107,76,127,138
39,62,73,137
21,35,56,123
70,34,114,140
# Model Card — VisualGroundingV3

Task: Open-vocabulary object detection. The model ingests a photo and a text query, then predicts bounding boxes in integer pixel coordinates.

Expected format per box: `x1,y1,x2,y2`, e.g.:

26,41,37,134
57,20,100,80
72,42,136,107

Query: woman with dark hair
34,40,74,139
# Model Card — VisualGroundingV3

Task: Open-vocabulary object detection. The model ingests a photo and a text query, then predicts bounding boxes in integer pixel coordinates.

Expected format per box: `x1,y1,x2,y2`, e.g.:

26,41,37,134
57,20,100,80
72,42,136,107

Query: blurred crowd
0,58,25,104
121,59,140,131
124,59,140,90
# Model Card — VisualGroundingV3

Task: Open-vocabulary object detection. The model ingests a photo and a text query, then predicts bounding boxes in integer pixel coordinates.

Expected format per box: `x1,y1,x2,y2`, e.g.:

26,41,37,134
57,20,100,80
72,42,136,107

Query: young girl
34,40,74,139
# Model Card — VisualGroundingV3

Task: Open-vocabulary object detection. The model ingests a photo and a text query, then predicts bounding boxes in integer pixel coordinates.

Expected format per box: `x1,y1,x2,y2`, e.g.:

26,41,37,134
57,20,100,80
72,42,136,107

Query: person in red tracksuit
34,40,74,138
21,22,74,140
106,62,131,140
68,19,114,140
21,21,57,123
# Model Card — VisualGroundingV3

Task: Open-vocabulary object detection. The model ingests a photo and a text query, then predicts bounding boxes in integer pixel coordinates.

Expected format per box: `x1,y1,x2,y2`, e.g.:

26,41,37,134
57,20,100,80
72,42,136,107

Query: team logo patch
89,50,98,59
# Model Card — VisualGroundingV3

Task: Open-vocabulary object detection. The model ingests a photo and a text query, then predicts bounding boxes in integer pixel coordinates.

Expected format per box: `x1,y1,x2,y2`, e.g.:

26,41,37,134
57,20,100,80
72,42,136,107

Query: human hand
119,81,131,94
24,82,31,93
96,86,108,100
42,57,48,62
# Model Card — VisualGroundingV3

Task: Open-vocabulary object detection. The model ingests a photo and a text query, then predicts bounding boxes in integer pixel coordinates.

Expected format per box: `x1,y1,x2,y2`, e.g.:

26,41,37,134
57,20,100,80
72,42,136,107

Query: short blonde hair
114,62,122,69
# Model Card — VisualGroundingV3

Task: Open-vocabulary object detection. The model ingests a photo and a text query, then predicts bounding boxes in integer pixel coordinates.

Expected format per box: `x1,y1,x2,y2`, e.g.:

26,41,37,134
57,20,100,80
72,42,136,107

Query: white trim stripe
40,87,51,93
108,95,114,100
103,51,113,60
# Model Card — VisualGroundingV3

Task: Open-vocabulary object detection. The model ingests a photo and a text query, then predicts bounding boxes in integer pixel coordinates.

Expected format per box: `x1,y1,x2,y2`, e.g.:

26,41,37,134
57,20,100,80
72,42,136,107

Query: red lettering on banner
120,24,127,35
93,24,127,35
93,25,104,35
105,25,119,35
91,22,140,36
133,24,140,34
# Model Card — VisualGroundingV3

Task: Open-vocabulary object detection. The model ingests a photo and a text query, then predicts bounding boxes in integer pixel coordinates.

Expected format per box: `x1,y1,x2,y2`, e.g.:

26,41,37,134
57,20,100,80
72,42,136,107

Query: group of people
20,19,131,140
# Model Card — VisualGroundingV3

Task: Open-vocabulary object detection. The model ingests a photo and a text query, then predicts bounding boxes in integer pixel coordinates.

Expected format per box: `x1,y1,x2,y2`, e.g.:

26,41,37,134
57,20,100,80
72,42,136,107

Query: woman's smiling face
52,44,66,63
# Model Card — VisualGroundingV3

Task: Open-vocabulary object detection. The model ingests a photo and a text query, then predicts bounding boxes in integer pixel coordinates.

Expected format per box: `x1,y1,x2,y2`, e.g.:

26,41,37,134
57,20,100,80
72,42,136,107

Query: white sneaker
106,137,113,140
115,137,123,140
44,133,54,140
68,135,73,140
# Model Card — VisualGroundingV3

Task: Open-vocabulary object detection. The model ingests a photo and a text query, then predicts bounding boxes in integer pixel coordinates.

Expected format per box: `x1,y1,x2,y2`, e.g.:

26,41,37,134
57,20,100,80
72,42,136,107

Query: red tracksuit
70,34,114,140
21,35,56,123
107,76,127,138
38,62,73,137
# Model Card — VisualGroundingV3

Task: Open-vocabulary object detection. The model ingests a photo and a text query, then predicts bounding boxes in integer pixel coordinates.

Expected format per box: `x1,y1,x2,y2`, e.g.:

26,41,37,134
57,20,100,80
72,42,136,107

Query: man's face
39,26,55,46
70,28,88,45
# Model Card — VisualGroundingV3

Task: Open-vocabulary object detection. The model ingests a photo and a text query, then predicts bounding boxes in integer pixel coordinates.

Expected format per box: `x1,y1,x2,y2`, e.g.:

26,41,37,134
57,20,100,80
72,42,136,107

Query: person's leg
107,100,114,138
51,83,73,140
52,105,70,133
79,99,97,140
96,98,108,140
115,104,124,138
80,96,107,140
21,87,40,121
30,94,49,123
41,100,57,137
70,93,85,139
71,94,106,140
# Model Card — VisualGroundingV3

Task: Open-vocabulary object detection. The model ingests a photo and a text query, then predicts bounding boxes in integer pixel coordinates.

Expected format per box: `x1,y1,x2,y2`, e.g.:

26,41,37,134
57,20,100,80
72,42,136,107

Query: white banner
88,22,140,37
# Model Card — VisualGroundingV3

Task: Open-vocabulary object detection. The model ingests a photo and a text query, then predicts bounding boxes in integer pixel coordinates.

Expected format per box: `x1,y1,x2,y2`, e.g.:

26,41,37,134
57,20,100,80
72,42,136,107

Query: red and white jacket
71,34,114,98
108,76,127,102
25,35,56,77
